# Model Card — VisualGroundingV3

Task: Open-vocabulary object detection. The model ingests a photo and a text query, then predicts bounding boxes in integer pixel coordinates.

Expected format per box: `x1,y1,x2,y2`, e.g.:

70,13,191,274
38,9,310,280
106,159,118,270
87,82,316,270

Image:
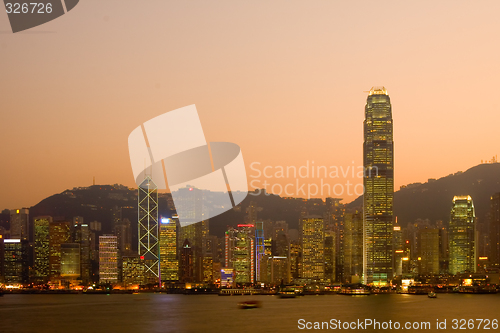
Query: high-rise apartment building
363,86,394,286
449,195,476,274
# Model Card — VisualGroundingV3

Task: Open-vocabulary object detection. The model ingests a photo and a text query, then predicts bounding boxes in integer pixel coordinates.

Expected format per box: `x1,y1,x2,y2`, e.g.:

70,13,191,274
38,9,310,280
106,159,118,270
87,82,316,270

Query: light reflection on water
0,293,499,333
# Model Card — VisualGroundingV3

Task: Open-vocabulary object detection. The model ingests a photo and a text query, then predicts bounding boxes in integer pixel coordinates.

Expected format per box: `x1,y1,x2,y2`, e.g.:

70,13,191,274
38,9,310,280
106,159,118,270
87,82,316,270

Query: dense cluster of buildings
1,191,499,290
1,88,499,290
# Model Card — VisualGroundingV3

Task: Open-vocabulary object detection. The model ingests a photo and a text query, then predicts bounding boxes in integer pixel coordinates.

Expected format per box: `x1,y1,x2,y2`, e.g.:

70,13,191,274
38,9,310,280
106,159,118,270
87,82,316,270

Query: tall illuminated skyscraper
74,221,92,285
138,176,160,286
449,195,476,274
159,217,179,281
34,216,52,283
299,216,325,281
255,221,265,282
363,86,394,286
225,225,255,284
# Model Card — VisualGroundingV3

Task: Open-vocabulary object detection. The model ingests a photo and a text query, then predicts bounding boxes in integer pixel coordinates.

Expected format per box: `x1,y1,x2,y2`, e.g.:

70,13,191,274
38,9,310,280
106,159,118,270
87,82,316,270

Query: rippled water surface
1,293,499,332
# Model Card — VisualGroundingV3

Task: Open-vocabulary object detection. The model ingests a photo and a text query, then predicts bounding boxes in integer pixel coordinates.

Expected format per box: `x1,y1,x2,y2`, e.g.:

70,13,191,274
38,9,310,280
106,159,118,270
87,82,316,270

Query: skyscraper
255,221,265,282
180,239,194,282
299,215,325,281
99,235,118,283
225,225,255,284
34,216,52,283
363,86,394,286
159,217,179,282
138,176,160,286
74,221,92,285
449,195,476,274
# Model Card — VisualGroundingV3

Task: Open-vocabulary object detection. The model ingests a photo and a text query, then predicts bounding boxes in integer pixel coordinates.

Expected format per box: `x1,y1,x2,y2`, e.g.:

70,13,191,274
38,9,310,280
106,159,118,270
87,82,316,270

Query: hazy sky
1,1,500,209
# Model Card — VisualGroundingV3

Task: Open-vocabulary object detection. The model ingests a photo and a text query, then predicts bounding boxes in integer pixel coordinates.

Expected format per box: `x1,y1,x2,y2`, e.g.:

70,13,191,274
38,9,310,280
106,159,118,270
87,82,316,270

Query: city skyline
2,1,500,209
3,2,500,332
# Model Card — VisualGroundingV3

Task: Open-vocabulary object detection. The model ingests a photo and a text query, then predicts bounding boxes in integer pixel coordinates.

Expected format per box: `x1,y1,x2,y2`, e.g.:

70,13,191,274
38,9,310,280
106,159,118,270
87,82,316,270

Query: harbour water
1,293,499,332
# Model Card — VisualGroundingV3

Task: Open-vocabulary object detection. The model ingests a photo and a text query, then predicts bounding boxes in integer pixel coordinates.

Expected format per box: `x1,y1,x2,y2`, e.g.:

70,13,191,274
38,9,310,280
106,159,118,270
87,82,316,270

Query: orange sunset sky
1,1,499,209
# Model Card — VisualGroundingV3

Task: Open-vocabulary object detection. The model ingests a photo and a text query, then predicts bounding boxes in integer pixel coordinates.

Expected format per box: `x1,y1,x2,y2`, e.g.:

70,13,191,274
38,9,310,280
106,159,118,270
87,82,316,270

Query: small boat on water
238,300,261,309
428,292,437,298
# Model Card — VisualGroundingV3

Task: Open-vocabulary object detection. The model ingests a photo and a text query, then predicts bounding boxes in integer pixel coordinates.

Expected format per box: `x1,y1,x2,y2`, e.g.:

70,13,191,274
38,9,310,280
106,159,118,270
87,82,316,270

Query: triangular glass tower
138,176,160,286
